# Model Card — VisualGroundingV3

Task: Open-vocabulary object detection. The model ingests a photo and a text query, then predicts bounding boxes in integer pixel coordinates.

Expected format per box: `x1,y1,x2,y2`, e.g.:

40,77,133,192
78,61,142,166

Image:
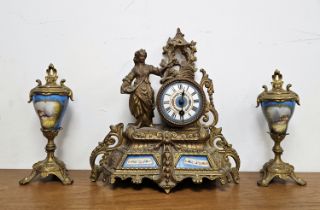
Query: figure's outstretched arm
149,65,162,76
150,58,179,77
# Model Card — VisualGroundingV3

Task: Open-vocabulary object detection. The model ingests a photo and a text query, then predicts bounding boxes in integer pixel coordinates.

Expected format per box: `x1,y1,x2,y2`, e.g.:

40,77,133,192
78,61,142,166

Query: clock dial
157,80,205,126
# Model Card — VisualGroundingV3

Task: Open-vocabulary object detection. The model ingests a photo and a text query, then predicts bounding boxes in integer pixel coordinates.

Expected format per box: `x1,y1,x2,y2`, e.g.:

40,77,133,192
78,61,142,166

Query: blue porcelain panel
261,100,295,108
122,155,158,168
33,94,69,130
176,155,211,169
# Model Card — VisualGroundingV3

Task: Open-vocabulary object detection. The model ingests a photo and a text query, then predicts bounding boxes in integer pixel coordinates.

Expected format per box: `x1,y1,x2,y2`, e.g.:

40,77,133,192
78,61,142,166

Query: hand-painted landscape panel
33,94,69,130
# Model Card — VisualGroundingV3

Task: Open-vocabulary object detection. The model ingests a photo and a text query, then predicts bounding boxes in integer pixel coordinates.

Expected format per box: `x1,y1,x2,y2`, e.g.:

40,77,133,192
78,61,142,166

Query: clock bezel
156,78,206,127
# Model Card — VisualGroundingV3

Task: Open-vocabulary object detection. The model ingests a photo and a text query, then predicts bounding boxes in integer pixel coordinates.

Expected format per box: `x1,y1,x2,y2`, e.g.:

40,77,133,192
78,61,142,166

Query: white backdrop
0,0,319,171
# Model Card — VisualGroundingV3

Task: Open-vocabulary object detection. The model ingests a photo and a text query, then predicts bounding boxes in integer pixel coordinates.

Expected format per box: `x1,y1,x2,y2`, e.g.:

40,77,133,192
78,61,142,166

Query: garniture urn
256,70,306,186
19,64,74,185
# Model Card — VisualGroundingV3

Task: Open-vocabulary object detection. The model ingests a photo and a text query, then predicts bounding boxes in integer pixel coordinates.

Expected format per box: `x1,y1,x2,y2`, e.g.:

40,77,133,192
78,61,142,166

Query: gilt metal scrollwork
90,29,241,193
90,123,124,181
198,68,240,183
198,69,219,129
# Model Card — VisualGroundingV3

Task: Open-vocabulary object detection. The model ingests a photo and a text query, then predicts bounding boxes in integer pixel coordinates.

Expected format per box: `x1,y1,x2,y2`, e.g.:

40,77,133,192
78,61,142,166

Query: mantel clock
90,29,240,193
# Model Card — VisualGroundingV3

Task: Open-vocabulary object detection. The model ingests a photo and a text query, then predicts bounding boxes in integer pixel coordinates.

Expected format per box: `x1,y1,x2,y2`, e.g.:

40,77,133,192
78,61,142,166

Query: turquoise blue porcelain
122,155,158,168
261,100,295,134
33,94,69,130
176,155,211,169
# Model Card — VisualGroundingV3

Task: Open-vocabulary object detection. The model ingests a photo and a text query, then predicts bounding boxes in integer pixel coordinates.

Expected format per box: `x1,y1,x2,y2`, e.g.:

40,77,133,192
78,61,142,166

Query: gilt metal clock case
90,28,241,193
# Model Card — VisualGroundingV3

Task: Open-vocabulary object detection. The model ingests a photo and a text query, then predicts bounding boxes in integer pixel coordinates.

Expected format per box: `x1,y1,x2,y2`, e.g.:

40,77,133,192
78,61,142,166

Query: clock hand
179,89,185,120
179,109,185,118
178,89,185,106
181,89,185,98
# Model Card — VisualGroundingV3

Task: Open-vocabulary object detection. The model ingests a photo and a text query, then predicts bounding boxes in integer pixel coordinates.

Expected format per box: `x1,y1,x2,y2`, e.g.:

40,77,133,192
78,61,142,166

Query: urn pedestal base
19,129,73,185
90,123,240,193
19,156,73,185
257,133,306,187
257,159,306,187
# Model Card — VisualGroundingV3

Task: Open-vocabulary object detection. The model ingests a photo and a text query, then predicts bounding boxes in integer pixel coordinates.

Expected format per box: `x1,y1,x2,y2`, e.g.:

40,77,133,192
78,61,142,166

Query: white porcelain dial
157,80,205,126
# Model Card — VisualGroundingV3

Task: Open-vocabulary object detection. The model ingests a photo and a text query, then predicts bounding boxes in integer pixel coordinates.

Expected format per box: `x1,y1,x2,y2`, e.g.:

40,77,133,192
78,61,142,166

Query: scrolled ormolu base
257,159,306,187
19,155,73,185
90,123,240,193
257,132,306,187
19,129,73,185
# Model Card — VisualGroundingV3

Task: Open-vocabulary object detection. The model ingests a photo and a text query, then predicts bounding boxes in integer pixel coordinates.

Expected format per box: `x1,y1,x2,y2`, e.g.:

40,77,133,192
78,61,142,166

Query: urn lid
28,63,74,102
257,70,299,106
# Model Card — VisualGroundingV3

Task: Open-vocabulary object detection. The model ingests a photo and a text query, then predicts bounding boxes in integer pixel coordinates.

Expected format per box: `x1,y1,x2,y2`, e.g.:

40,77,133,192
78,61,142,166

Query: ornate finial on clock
160,28,197,83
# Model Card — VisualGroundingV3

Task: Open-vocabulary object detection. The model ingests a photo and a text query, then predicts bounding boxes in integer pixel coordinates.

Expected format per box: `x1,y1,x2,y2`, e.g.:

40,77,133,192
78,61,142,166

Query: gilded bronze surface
257,70,299,106
19,64,73,185
90,29,240,193
121,49,175,128
19,129,73,185
28,63,73,102
257,70,306,187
